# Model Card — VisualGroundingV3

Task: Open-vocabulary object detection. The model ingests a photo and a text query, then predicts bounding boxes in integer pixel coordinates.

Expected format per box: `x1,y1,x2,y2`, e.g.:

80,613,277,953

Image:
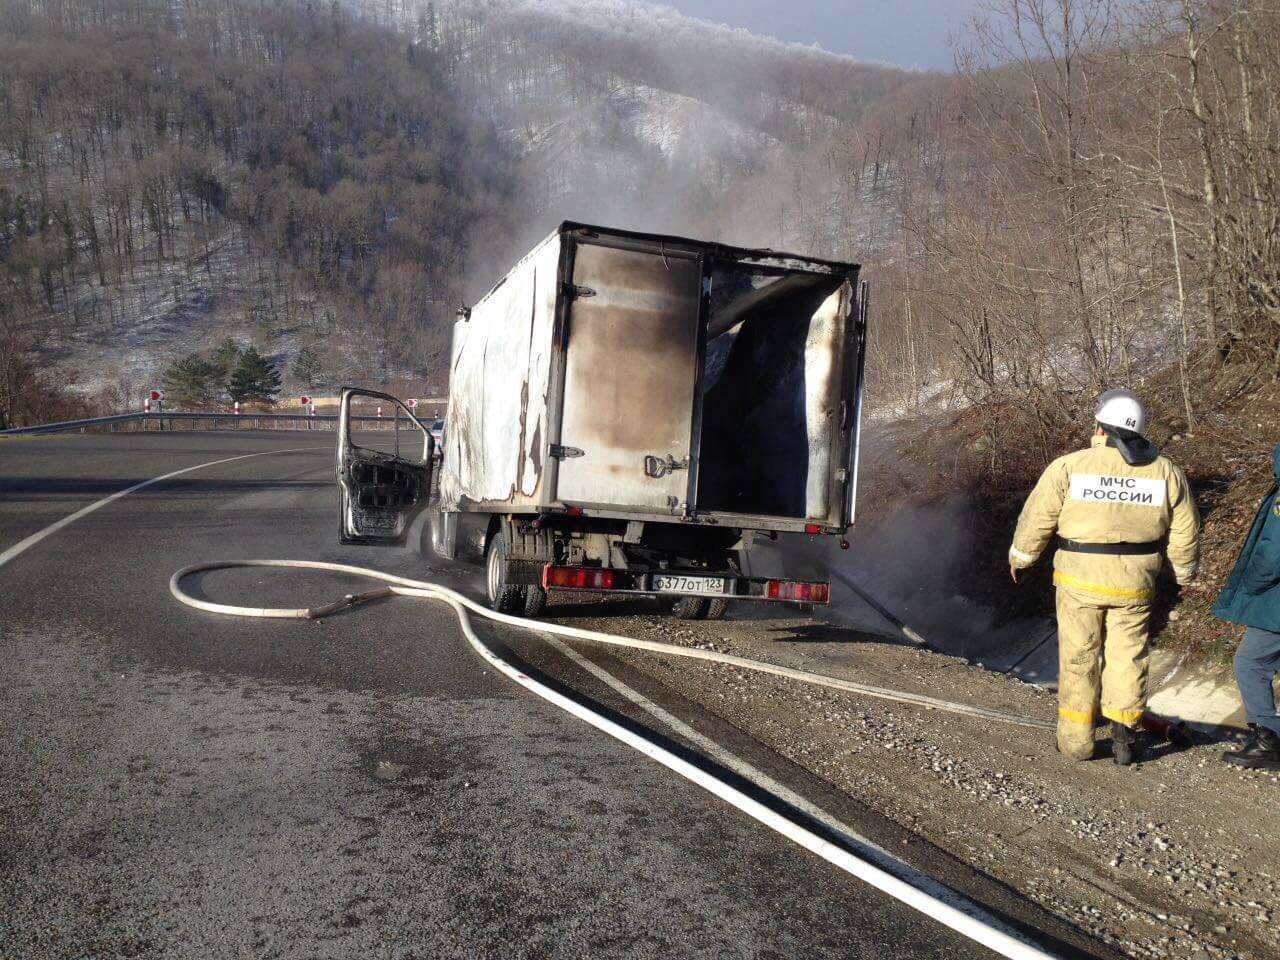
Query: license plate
650,574,729,597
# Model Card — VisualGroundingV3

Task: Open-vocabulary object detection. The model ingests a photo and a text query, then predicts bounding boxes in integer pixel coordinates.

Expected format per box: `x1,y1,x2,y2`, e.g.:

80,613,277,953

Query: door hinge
564,283,596,300
549,443,584,460
645,454,689,479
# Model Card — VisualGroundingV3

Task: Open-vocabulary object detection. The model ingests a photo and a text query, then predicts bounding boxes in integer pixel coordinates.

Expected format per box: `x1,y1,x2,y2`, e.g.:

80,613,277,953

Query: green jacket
1213,443,1280,632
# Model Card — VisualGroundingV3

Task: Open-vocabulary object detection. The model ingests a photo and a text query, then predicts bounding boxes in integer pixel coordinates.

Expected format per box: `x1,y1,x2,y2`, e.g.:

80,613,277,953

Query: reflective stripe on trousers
1052,569,1154,602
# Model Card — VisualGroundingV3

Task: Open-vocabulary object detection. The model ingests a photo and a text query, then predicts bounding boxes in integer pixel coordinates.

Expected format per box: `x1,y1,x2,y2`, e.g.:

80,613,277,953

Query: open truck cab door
337,388,435,545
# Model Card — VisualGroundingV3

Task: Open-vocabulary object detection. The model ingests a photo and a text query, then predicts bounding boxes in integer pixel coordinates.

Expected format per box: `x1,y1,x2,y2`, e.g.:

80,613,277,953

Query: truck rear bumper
540,564,830,604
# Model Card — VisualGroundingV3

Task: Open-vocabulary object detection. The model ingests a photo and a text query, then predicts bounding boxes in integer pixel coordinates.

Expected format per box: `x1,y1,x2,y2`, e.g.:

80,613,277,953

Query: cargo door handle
644,454,688,479
549,444,584,460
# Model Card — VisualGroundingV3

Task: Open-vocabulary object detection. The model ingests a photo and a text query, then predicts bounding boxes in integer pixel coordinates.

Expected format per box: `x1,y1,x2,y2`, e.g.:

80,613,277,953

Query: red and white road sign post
407,398,417,413
299,395,311,408
233,400,241,415
145,389,164,413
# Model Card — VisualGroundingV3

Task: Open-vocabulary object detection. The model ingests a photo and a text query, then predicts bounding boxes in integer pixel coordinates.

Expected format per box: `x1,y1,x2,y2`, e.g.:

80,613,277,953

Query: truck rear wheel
666,596,709,620
486,531,525,614
522,585,547,617
663,595,729,621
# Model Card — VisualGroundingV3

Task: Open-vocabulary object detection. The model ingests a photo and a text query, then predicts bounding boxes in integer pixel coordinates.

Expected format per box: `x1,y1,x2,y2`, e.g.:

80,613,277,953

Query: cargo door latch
644,454,688,479
549,444,585,460
564,283,597,300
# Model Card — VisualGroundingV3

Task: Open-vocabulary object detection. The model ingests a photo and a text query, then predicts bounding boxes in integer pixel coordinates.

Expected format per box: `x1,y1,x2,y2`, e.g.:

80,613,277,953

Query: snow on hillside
436,0,897,74
513,81,779,167
408,0,876,244
409,0,909,154
626,84,778,159
36,232,314,398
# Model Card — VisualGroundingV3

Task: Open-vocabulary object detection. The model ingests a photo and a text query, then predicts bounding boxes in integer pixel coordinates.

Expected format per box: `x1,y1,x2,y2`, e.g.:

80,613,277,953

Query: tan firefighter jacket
1009,435,1200,604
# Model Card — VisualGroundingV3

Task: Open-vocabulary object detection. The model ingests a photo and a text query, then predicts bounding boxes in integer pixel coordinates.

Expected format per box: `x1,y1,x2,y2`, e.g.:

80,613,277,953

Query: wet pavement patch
357,730,497,789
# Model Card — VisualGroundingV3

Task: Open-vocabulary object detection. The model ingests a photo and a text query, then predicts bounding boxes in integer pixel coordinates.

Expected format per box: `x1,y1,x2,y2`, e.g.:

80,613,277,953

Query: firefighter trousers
1055,588,1152,760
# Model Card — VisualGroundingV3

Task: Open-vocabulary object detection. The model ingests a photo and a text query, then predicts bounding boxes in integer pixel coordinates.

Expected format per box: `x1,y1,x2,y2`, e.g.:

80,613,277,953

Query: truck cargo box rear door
692,265,863,531
553,242,703,514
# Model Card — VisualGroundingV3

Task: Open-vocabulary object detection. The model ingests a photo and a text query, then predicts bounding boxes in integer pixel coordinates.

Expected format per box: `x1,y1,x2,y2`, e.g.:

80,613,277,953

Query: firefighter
1009,390,1201,764
1212,441,1280,771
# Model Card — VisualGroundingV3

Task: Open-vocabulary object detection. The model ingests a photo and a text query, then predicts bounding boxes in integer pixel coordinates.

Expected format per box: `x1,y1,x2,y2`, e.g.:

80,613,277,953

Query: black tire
667,596,711,620
704,597,729,621
522,585,547,618
485,531,524,614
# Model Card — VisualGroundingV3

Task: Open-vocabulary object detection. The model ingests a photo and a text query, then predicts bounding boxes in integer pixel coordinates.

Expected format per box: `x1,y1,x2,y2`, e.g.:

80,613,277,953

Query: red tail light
543,566,615,590
764,580,830,603
565,506,584,517
804,523,822,535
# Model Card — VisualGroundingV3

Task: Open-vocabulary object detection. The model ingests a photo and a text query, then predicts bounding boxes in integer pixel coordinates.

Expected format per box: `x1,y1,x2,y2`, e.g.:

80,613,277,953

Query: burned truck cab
339,222,867,620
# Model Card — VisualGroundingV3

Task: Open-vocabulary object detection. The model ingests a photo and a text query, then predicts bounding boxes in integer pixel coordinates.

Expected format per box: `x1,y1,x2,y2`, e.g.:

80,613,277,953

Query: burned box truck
337,222,867,619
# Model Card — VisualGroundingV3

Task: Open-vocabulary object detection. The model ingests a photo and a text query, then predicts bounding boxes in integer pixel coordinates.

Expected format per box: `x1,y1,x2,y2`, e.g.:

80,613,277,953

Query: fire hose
171,558,1064,960
171,559,1053,730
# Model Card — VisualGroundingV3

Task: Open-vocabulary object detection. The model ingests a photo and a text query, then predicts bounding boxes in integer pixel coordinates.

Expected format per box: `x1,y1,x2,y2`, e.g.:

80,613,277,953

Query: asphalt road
0,431,1098,959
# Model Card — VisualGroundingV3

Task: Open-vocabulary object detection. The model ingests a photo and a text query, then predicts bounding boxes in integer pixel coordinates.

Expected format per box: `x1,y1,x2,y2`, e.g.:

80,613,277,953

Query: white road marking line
0,447,325,571
544,633,1039,942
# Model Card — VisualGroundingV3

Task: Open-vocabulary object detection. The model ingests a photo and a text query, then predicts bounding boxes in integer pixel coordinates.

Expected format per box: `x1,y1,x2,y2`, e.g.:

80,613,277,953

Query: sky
661,0,985,71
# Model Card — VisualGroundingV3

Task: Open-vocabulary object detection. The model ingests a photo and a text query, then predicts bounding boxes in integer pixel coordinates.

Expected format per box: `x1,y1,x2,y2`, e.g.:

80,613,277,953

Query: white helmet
1095,389,1146,436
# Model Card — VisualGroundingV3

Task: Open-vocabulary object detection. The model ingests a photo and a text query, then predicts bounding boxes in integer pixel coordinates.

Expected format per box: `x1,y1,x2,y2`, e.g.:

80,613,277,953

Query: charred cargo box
338,222,867,620
440,222,866,528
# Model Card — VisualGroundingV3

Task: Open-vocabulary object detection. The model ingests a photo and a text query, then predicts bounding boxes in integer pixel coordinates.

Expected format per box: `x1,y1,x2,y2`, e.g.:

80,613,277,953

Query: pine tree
228,347,282,404
291,346,323,389
161,354,223,409
212,337,241,379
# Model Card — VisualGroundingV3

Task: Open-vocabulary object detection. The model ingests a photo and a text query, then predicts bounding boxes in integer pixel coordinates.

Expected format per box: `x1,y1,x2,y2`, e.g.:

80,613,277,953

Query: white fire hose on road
171,558,1064,960
171,560,1052,729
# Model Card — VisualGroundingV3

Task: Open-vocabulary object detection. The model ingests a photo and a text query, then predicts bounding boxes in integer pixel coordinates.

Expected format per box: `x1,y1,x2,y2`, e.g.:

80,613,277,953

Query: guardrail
0,411,435,437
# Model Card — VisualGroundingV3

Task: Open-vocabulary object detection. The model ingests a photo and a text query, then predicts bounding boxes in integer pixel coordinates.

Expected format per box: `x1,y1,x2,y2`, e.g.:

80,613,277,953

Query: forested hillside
0,0,513,423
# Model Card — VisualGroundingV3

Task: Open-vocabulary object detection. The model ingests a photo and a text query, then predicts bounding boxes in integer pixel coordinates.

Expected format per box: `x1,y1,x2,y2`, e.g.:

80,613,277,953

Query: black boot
1111,722,1144,766
1223,725,1280,771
